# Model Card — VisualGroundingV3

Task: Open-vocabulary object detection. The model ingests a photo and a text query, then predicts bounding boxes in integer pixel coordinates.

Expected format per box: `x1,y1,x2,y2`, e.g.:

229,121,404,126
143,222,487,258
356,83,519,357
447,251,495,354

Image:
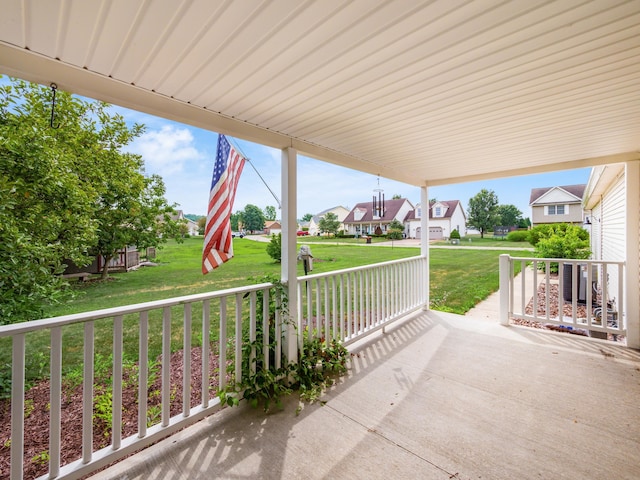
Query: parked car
297,230,309,236
232,231,245,238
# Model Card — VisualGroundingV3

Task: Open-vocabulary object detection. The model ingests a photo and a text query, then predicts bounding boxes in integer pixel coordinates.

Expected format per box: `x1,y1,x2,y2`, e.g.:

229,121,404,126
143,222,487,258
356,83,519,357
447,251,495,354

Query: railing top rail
508,256,625,266
298,255,425,282
0,282,274,337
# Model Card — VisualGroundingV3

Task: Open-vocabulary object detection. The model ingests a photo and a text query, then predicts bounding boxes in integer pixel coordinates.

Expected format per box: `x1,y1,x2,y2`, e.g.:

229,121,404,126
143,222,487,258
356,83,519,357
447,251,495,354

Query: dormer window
434,206,442,217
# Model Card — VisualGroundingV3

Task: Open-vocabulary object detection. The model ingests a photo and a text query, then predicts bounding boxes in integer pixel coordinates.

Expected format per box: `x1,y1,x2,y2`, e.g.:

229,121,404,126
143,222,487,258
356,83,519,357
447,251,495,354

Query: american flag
202,134,246,274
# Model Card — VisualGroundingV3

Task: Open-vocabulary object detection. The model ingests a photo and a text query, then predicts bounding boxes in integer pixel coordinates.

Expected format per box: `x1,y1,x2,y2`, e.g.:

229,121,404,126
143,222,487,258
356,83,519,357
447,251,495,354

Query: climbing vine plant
218,275,349,412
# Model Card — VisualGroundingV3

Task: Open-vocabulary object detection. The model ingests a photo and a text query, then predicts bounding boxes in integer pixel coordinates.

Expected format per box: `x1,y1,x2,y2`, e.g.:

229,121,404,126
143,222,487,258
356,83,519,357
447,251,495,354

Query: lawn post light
298,245,313,275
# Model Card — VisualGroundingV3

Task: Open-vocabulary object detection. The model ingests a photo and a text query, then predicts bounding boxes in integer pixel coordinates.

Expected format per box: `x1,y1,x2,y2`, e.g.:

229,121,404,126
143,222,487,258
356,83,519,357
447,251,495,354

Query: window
435,206,441,217
547,205,566,215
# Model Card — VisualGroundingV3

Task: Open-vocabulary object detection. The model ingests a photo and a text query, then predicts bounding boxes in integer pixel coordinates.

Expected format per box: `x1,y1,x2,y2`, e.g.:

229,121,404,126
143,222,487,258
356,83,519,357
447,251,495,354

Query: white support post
420,186,430,309
625,161,640,349
281,147,299,363
499,254,511,326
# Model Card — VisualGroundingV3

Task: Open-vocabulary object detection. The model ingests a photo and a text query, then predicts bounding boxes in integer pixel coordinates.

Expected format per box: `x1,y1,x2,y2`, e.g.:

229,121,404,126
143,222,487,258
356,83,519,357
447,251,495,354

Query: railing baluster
324,277,330,344
10,333,25,480
183,304,192,417
249,291,257,374
161,307,171,427
262,288,270,370
219,298,228,391
339,274,345,341
618,264,624,333
275,293,282,370
49,326,62,476
358,270,364,333
112,316,123,450
138,312,148,438
83,321,95,463
235,293,242,384
545,261,551,322
571,262,580,325
202,300,210,409
315,278,322,339
346,272,352,339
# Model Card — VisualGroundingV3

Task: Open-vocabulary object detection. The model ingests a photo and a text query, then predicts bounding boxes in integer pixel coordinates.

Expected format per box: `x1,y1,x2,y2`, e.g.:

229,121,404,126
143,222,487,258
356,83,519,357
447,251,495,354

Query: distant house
529,184,586,227
343,198,414,236
406,200,467,239
264,220,282,235
308,206,350,236
169,210,200,236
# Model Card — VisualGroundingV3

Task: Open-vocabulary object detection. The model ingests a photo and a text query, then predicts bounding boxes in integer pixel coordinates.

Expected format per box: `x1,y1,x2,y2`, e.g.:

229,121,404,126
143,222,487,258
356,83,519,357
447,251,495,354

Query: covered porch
91,309,640,480
2,1,640,479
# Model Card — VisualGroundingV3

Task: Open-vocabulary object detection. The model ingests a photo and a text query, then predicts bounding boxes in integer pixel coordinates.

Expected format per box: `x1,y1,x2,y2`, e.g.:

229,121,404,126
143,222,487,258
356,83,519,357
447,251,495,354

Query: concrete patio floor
91,310,640,480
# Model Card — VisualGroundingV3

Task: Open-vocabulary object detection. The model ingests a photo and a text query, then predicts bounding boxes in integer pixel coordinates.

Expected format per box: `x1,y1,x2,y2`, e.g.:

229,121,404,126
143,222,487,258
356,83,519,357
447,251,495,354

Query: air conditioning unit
562,264,597,304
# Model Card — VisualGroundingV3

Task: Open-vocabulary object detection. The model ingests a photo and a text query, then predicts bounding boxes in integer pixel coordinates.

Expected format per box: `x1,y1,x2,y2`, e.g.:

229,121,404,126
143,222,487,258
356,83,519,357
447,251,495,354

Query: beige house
529,184,586,227
308,206,350,236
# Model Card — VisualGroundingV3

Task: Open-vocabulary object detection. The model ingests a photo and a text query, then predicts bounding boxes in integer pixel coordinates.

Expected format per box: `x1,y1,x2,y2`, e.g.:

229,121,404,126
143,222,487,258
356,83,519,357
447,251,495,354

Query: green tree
230,211,243,231
265,233,281,262
318,212,340,237
264,205,277,221
300,213,313,222
243,204,265,233
496,204,523,227
387,219,404,240
197,216,207,235
467,189,500,238
0,78,176,321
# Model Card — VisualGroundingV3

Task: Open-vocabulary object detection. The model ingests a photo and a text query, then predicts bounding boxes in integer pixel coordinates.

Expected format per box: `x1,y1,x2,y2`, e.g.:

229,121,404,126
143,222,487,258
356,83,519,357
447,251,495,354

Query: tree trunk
100,255,112,279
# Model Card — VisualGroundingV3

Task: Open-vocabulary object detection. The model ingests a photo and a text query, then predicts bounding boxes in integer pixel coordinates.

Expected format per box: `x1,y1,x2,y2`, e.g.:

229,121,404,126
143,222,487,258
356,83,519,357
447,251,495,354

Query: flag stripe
202,135,245,274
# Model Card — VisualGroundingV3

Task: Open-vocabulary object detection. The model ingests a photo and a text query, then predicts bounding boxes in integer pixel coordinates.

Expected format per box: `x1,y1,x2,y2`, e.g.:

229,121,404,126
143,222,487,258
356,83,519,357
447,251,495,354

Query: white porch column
420,186,430,309
281,147,298,363
625,161,640,349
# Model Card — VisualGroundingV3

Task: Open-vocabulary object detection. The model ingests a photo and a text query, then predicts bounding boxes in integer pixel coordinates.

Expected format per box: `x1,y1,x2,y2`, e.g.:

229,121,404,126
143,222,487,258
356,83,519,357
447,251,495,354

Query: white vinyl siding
601,173,625,308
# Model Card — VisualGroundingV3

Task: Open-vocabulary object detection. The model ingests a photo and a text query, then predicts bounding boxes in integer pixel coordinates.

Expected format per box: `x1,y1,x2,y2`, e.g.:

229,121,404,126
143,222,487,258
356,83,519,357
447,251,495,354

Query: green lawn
1,237,531,392
431,234,533,248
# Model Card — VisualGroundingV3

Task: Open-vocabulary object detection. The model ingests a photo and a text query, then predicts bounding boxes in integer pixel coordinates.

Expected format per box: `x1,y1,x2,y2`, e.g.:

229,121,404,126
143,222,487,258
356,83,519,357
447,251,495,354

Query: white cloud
128,125,204,176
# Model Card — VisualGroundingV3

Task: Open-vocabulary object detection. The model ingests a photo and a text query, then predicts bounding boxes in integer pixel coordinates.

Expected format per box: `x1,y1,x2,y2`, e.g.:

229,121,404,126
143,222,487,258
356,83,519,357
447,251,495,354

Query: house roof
2,2,639,188
529,184,586,205
311,206,349,223
405,200,464,221
343,198,412,224
430,200,464,220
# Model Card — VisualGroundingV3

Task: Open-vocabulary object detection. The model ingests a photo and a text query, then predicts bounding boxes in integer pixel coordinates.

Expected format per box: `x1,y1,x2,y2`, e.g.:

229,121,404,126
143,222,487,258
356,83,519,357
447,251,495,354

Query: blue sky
116,104,591,219
1,75,591,218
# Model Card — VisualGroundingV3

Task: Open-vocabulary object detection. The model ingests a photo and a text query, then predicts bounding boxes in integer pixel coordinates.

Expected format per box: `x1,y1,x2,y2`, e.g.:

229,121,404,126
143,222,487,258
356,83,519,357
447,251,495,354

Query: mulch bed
511,280,624,342
0,345,226,479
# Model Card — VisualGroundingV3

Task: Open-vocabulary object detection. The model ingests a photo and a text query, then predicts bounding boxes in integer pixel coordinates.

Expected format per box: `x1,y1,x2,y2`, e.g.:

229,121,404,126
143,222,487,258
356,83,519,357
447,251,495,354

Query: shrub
528,223,588,246
387,229,403,240
450,229,461,239
506,230,529,242
532,224,590,273
265,233,281,262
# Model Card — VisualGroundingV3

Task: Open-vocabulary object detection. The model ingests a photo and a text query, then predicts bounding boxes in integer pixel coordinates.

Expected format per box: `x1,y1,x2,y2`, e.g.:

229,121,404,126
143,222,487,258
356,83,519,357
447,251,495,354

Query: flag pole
227,136,282,209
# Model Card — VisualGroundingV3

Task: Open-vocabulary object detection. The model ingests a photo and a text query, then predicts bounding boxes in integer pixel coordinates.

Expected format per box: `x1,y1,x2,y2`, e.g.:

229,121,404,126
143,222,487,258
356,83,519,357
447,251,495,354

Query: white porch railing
0,256,426,480
500,255,626,340
297,256,428,347
1,282,279,480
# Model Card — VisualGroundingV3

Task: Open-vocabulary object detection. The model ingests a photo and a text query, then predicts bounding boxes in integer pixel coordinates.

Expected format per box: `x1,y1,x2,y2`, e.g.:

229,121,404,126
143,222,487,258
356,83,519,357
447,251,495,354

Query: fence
500,255,626,340
1,256,427,479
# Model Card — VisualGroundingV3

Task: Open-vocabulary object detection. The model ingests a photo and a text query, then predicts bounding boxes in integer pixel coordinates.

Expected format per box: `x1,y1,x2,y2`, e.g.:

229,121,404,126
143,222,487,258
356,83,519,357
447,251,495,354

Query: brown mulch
0,345,226,480
512,279,623,342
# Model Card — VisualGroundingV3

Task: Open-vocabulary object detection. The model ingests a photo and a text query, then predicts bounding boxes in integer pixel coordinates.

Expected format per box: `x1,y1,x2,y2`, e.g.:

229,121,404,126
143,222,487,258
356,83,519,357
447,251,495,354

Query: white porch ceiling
1,0,639,187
